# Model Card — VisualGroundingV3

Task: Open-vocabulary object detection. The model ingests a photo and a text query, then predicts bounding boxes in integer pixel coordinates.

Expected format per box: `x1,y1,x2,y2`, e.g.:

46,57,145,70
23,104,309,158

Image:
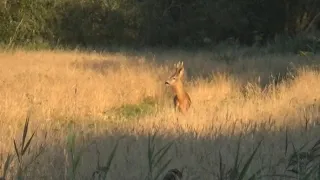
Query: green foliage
216,135,265,180
0,154,13,180
7,114,46,180
92,137,123,180
146,131,174,180
0,0,56,48
66,124,85,180
283,138,320,179
0,0,319,48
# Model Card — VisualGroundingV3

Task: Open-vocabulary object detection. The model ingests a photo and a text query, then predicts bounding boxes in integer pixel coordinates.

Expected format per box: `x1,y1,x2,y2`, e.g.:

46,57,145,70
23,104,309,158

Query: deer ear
177,67,184,77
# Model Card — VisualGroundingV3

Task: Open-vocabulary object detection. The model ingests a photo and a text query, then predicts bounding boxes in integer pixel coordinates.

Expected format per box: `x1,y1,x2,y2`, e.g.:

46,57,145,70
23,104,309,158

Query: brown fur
165,61,191,114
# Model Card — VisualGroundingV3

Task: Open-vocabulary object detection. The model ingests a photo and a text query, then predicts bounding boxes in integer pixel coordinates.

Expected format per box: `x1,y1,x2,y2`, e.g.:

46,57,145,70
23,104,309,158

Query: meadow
1,46,320,179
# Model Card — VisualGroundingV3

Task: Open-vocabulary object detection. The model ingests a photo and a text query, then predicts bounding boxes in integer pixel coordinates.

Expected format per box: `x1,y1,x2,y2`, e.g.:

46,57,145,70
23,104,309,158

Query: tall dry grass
1,48,320,179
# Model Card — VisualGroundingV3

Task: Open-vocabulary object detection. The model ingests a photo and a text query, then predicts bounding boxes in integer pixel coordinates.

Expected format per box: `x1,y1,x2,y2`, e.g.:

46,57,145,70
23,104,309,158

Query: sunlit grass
1,48,320,179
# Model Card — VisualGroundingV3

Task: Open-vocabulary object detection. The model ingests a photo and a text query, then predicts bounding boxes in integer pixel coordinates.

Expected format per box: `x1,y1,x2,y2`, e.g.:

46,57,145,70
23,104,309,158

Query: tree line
0,0,319,48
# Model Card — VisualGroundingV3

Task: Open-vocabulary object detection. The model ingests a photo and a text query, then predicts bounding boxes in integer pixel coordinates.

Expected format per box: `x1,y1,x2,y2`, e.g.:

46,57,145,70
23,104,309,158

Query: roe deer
165,61,191,114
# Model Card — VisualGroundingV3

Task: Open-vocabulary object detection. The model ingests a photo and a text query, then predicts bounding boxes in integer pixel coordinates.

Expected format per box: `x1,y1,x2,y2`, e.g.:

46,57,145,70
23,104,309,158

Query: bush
0,0,319,48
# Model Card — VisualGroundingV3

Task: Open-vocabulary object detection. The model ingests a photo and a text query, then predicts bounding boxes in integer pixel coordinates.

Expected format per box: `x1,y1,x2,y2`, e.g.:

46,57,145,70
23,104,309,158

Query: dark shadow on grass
4,110,320,179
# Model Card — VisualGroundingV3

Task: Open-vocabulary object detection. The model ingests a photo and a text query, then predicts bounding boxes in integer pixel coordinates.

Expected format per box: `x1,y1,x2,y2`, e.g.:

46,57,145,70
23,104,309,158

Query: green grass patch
103,97,158,121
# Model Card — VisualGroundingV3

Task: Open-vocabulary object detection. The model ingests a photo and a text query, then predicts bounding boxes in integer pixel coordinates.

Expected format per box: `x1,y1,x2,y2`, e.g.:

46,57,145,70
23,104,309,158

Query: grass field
1,47,320,179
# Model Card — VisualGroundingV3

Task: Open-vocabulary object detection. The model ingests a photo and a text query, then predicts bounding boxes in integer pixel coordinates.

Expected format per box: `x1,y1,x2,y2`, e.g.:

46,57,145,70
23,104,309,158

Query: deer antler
175,61,184,69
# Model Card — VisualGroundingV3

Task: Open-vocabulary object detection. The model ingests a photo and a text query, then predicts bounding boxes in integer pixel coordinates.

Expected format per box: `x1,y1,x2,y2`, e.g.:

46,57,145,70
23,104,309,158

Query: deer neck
172,81,186,100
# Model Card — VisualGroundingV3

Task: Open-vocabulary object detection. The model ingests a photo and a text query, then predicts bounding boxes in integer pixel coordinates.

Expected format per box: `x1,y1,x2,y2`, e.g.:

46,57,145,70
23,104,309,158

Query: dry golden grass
1,48,320,179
